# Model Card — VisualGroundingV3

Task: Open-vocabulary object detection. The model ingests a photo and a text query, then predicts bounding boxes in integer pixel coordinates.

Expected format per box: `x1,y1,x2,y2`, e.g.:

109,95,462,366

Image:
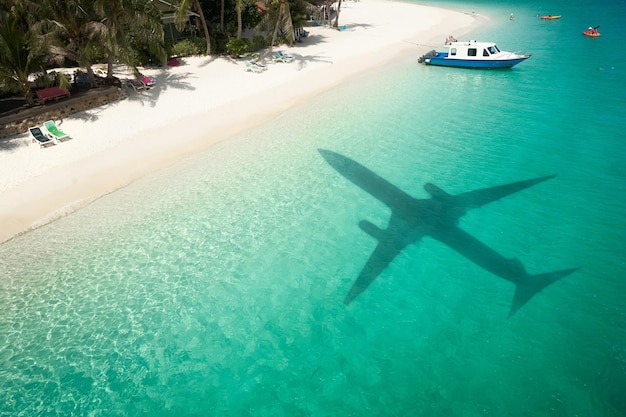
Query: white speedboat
418,40,530,69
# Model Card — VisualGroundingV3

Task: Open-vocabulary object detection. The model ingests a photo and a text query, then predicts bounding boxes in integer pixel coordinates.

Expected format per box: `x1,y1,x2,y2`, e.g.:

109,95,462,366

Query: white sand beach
0,0,480,244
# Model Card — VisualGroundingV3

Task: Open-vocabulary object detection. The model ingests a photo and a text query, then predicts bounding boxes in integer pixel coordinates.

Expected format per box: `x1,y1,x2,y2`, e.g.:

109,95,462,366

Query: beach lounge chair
42,120,70,142
140,75,156,88
126,79,145,91
28,126,54,148
252,61,267,71
272,51,294,63
244,61,267,73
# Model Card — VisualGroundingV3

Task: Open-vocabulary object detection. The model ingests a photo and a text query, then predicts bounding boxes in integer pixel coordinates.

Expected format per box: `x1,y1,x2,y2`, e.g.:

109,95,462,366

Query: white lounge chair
245,61,267,73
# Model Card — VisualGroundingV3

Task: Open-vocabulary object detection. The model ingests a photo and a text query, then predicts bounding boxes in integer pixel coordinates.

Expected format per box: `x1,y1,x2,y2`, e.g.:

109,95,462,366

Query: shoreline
0,0,480,245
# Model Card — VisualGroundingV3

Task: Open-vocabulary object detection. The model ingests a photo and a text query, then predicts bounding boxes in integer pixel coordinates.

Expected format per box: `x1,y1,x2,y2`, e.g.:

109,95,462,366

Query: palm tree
34,0,108,87
268,0,294,53
94,0,127,81
124,0,167,64
175,0,212,55
96,0,166,80
0,10,46,106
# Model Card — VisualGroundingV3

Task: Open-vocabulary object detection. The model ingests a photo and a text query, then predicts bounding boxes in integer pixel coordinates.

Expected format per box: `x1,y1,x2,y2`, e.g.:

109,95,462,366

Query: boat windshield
489,45,500,54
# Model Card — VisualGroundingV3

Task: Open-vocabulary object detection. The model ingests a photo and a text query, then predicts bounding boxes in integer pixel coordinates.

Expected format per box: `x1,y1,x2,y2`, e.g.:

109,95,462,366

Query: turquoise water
1,0,626,415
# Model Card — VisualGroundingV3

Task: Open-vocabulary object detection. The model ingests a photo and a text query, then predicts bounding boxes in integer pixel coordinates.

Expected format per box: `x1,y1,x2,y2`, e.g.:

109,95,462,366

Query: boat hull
541,15,561,19
583,31,601,37
423,53,528,69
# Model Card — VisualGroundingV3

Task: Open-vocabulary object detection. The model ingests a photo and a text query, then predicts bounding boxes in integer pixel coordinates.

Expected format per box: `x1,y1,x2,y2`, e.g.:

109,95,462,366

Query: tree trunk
220,0,225,33
194,0,211,54
333,0,342,29
85,64,97,88
236,0,242,40
269,2,284,54
22,81,35,107
269,0,294,53
107,54,115,79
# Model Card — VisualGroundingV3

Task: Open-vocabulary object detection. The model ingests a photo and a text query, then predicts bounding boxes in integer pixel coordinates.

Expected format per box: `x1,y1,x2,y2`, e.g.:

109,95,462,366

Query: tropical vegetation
0,0,340,107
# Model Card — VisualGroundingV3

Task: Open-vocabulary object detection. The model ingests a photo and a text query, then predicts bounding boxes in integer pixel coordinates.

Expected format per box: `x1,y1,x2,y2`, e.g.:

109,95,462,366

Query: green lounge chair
43,120,70,142
272,50,294,63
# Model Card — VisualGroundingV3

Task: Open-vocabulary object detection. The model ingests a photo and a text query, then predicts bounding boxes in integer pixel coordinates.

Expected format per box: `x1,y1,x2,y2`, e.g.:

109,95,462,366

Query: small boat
418,40,530,69
541,15,561,20
583,27,601,37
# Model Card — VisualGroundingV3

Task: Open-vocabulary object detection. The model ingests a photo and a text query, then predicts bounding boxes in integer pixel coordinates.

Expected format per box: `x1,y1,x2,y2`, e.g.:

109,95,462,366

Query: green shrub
251,35,268,51
274,34,289,46
226,38,248,57
211,32,229,55
56,72,71,90
169,37,206,57
0,79,21,96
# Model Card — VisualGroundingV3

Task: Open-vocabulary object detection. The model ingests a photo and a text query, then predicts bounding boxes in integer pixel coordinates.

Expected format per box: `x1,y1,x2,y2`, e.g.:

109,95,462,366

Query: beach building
150,0,200,43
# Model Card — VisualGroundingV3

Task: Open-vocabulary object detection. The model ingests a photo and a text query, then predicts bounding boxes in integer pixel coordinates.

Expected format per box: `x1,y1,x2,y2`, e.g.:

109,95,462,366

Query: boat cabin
447,41,503,60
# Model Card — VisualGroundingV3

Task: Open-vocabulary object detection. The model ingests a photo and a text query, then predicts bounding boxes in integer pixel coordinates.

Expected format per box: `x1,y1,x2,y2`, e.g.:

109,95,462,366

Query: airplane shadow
319,149,578,317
